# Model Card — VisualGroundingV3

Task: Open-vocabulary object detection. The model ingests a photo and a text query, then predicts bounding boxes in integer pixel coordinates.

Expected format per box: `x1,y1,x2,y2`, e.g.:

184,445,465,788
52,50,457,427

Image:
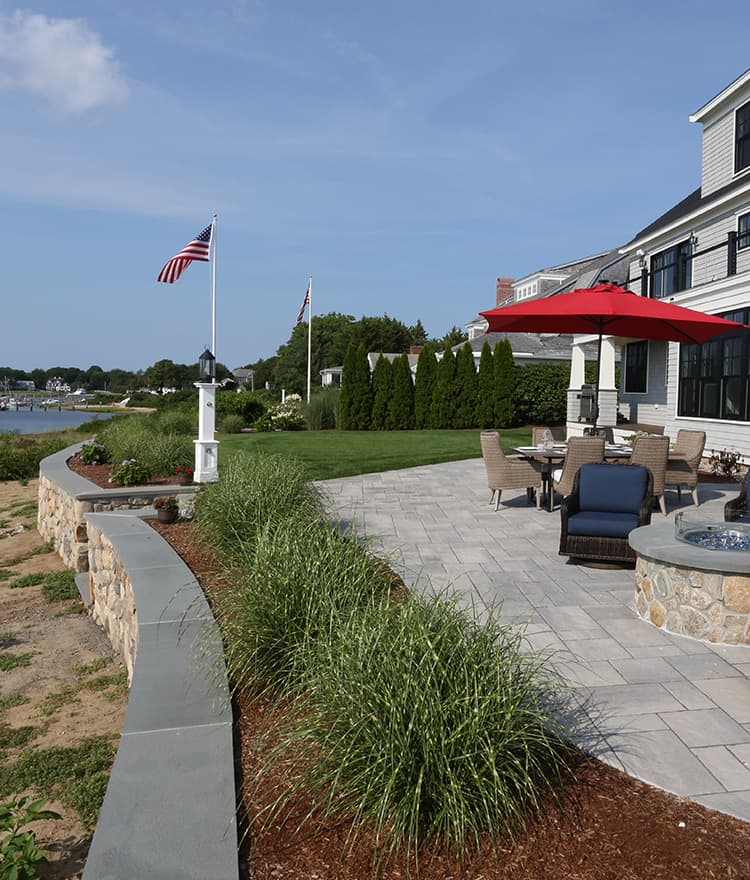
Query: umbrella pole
592,325,603,429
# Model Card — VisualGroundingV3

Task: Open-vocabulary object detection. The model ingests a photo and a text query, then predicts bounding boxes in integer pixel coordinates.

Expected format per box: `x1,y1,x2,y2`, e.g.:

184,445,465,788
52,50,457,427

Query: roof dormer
690,68,750,198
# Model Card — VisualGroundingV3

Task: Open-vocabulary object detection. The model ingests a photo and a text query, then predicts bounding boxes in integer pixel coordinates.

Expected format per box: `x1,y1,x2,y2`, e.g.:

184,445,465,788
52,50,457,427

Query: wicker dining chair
630,434,670,515
532,425,566,446
480,431,542,510
583,425,615,443
664,429,706,506
550,436,605,508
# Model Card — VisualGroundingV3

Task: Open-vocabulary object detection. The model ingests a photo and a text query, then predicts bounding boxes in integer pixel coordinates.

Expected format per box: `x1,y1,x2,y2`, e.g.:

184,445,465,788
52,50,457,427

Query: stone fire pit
629,519,750,645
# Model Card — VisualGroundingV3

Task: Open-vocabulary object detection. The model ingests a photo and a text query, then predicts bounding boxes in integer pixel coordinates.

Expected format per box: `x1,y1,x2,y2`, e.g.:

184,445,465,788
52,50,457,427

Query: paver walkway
321,459,750,822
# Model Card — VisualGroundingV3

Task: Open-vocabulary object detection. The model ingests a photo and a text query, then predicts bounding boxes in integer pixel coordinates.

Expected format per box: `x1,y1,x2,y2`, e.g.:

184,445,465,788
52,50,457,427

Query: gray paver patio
321,458,750,823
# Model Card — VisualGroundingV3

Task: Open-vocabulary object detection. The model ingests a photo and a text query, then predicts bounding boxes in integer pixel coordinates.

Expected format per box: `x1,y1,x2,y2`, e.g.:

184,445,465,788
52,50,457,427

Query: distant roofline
513,250,613,287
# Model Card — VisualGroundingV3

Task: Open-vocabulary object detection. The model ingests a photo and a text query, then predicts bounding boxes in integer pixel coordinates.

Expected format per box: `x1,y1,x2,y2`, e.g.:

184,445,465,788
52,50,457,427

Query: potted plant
154,496,179,523
174,464,193,485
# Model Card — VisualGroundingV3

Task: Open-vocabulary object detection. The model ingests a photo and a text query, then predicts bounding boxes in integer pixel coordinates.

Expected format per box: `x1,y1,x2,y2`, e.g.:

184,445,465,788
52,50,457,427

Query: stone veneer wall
635,555,750,644
86,521,138,682
38,443,194,572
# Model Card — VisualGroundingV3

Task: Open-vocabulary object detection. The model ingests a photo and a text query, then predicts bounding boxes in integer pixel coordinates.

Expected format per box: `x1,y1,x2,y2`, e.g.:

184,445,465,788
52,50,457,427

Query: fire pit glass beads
675,513,750,552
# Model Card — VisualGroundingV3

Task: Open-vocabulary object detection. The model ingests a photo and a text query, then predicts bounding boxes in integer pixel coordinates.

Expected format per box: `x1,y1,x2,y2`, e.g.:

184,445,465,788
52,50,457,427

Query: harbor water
0,408,114,435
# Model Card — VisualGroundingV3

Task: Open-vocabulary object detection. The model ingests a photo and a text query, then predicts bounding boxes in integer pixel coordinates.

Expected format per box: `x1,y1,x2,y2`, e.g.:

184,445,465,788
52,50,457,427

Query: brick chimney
409,345,423,355
495,277,514,306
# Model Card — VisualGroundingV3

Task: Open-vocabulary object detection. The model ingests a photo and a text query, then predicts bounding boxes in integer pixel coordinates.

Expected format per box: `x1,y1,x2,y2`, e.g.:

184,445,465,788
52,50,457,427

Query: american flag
157,223,213,283
295,281,311,325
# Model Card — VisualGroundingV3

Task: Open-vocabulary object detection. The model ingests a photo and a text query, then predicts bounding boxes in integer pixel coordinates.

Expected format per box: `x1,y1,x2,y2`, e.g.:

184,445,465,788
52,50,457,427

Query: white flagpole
211,213,217,365
306,276,312,404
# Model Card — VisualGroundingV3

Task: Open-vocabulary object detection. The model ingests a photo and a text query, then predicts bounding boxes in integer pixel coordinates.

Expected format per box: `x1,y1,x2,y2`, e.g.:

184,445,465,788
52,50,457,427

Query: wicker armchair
559,463,654,564
532,425,566,446
630,435,670,516
724,472,750,522
664,429,706,506
480,431,542,510
583,425,615,443
550,437,605,508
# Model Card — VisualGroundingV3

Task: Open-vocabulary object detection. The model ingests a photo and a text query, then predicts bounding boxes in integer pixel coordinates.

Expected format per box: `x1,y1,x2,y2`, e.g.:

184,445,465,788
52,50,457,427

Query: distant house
465,250,628,406
320,366,343,387
232,368,255,390
46,377,71,393
320,351,421,387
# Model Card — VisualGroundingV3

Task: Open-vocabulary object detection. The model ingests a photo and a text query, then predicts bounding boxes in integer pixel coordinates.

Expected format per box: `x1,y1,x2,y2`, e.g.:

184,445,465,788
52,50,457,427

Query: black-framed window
678,308,750,420
739,212,750,250
736,100,750,175
650,240,692,298
624,340,648,393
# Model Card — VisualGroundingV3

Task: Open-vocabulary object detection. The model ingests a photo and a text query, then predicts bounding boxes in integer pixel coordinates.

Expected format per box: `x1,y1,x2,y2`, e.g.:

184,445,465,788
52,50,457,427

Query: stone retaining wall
38,444,194,572
38,445,238,879
635,555,750,644
86,521,139,682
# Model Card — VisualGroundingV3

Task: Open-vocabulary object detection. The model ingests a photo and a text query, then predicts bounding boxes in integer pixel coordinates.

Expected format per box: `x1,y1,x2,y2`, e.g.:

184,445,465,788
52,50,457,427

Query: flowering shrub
255,394,306,432
79,442,110,465
110,459,151,486
175,464,193,478
708,448,742,479
154,496,178,511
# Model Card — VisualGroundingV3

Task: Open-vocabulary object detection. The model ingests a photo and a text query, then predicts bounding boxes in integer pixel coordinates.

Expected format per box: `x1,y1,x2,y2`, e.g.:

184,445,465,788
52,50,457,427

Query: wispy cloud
0,10,129,114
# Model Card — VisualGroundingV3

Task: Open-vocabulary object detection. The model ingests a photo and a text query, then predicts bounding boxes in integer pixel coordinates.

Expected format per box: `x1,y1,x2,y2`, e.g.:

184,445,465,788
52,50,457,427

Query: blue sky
2,1,750,373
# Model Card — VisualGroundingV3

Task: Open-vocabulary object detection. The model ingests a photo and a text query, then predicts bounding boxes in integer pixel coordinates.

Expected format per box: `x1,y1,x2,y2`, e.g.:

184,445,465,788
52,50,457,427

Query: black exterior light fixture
198,348,216,382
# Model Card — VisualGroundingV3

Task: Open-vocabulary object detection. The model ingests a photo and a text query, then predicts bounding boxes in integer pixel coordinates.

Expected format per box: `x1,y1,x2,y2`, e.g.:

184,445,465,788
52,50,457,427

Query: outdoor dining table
512,443,633,511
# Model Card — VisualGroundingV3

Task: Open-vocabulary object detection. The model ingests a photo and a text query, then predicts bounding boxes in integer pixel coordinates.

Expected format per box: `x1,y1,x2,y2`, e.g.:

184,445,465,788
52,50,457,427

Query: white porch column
566,342,587,431
599,337,617,392
194,382,219,483
569,341,586,388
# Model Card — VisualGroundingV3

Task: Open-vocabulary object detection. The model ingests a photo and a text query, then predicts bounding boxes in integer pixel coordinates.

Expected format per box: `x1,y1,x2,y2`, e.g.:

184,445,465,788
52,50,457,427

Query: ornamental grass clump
194,452,322,565
97,413,193,477
216,518,395,693
265,594,589,861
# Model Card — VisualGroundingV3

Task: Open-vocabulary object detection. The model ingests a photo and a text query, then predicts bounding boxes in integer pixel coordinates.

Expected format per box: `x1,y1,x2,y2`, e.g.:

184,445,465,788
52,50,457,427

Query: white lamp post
194,349,219,483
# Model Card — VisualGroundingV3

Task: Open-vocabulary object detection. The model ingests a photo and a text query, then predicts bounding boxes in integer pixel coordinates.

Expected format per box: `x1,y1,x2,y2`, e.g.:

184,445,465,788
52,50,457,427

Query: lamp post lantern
194,349,219,483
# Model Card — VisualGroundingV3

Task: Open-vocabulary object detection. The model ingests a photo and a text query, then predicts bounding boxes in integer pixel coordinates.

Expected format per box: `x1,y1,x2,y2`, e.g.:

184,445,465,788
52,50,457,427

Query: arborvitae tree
414,344,437,429
338,342,358,429
494,338,515,426
431,344,457,428
388,354,415,429
476,340,496,428
350,342,373,429
453,343,478,428
370,355,394,430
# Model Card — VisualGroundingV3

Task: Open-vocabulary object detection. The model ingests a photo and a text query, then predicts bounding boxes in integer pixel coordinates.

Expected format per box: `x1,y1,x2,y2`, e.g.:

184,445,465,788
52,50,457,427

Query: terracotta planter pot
156,507,179,524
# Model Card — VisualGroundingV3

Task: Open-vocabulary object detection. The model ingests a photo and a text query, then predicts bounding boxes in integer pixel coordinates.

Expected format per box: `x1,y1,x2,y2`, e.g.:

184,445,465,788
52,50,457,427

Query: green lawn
218,428,532,481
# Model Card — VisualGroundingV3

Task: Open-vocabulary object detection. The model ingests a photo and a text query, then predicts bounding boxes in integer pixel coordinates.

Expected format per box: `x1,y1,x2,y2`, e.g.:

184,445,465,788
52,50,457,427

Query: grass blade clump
96,412,193,477
217,518,395,693
194,452,322,565
270,594,588,860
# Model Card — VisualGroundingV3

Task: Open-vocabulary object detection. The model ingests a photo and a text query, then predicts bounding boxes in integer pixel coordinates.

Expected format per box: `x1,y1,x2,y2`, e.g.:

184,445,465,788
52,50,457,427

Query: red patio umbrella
479,283,748,426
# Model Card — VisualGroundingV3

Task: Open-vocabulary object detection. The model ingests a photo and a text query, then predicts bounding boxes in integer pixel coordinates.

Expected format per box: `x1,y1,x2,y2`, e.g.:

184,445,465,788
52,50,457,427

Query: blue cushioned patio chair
559,463,653,564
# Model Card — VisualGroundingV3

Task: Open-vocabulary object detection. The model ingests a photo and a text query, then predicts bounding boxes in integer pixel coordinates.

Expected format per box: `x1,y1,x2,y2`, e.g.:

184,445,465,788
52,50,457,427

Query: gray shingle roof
456,332,605,361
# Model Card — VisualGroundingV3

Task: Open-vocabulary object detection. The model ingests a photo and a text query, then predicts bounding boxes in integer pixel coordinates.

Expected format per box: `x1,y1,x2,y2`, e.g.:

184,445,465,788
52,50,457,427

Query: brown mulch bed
66,451,750,877
145,519,750,880
67,456,186,488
